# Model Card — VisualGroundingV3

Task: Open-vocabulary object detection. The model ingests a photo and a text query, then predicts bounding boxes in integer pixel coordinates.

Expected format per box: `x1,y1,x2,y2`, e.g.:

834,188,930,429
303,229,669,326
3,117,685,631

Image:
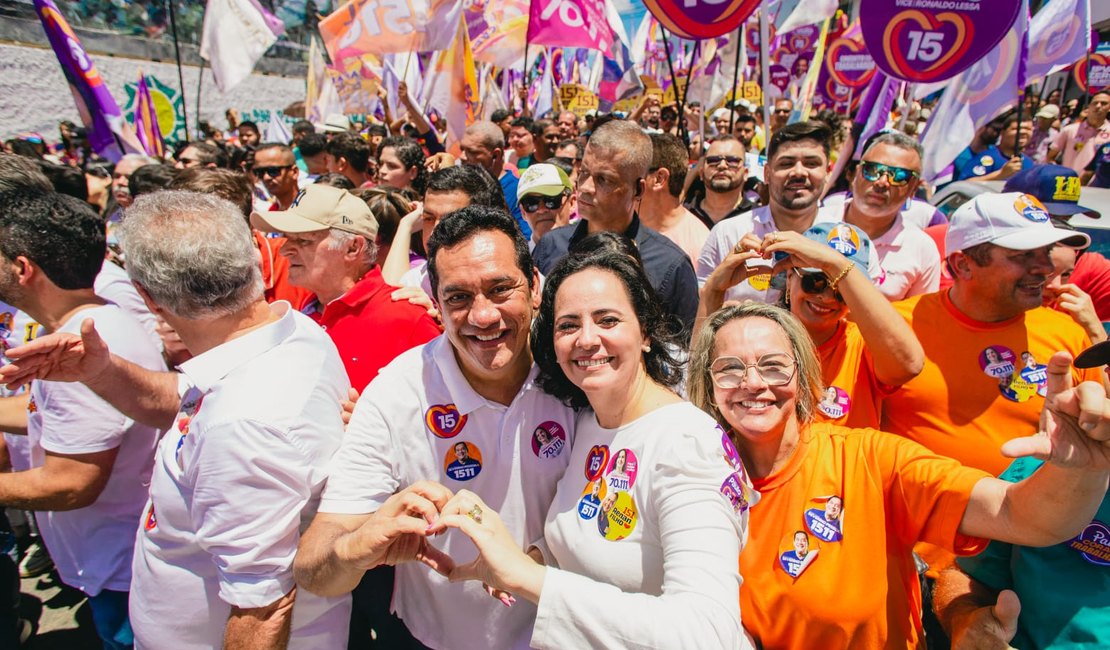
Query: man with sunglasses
253,143,300,211
687,136,755,228
516,163,574,250
841,132,941,301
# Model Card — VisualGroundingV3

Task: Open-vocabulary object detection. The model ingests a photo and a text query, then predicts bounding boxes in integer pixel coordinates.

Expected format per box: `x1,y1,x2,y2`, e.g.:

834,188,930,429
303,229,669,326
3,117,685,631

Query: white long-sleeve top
533,402,758,649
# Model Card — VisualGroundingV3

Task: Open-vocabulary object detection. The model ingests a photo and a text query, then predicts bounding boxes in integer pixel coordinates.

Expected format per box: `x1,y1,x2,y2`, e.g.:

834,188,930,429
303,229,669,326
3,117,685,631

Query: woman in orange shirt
698,223,923,428
688,300,1110,648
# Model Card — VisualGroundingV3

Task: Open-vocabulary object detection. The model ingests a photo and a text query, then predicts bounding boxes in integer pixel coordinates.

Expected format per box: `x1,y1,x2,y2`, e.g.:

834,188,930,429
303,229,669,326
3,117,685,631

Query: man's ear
130,281,167,317
947,252,974,280
11,256,35,287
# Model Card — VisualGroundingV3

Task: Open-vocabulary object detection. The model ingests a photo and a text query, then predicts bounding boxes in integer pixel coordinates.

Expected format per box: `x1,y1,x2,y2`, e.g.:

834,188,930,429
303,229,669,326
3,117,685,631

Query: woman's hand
424,490,546,603
760,230,852,277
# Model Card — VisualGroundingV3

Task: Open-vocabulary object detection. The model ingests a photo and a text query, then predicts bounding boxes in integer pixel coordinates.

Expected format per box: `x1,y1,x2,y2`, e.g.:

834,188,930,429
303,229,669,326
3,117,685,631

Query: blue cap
1002,164,1099,218
800,222,873,274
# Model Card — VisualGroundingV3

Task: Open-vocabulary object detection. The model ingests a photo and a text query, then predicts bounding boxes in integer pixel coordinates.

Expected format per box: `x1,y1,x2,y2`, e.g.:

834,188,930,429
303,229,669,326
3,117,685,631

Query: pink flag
527,0,613,52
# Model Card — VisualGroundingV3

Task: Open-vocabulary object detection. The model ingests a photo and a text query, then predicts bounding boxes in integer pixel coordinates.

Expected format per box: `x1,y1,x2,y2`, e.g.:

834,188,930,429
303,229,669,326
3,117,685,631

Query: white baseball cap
251,184,378,240
518,163,572,198
945,192,1089,257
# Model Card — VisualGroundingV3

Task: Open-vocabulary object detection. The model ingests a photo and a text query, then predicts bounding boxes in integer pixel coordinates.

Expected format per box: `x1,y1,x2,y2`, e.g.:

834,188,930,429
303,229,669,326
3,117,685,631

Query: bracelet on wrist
828,264,854,291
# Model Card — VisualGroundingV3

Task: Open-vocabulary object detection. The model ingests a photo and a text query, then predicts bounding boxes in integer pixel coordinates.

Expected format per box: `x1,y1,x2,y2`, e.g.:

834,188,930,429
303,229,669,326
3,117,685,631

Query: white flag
200,0,285,93
775,0,837,35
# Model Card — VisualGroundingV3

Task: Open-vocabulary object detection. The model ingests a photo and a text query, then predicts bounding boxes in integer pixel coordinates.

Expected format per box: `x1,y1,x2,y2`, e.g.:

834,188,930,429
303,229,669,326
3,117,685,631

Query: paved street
19,571,99,649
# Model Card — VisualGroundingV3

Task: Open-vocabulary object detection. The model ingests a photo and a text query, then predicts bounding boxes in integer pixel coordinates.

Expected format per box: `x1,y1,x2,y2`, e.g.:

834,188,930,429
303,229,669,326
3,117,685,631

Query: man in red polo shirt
252,184,440,391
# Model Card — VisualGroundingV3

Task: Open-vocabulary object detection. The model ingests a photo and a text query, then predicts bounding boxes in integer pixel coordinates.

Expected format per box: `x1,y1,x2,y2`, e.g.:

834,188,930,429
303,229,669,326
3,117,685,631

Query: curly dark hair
377,136,427,195
531,244,685,409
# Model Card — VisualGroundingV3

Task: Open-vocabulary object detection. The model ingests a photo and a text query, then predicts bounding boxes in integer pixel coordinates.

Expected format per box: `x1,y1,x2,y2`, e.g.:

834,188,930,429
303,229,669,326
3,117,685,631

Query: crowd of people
0,82,1109,650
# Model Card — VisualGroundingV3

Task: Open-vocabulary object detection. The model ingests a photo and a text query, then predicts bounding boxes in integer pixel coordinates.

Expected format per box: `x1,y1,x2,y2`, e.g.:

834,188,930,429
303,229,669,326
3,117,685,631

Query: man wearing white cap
1024,104,1060,163
250,184,440,392
516,163,574,250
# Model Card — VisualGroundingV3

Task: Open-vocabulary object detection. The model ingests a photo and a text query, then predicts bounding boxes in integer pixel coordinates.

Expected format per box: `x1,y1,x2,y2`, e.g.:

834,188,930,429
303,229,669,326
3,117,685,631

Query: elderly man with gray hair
532,119,699,334
0,190,362,648
837,131,941,301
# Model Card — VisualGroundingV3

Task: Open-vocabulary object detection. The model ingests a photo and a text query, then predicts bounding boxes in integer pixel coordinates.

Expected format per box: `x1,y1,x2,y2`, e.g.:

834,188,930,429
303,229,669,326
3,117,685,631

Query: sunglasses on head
252,165,293,178
858,161,918,186
794,268,844,302
520,193,566,213
706,155,743,168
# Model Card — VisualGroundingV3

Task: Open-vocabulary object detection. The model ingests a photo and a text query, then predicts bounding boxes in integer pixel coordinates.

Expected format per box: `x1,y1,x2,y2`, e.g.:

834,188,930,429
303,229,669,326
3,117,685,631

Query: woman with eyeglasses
697,222,923,428
426,246,756,649
687,300,1110,648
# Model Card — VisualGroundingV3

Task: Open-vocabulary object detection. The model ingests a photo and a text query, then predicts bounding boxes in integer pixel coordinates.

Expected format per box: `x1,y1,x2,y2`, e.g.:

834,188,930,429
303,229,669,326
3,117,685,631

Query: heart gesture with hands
759,230,855,279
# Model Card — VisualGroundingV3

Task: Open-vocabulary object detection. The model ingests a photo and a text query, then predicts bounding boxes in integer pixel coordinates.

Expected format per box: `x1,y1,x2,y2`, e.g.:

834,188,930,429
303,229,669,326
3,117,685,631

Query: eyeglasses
705,155,743,168
794,268,844,302
859,161,918,186
710,354,797,388
252,165,293,178
520,193,566,213
774,108,792,115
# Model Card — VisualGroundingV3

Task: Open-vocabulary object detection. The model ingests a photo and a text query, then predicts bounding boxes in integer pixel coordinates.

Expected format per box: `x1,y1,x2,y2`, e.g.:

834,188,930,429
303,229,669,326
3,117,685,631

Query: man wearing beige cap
251,184,440,391
516,163,574,250
1024,104,1060,163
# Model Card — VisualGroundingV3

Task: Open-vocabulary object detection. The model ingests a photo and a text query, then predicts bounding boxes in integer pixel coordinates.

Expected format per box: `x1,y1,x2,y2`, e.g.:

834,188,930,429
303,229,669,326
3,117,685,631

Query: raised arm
0,318,181,430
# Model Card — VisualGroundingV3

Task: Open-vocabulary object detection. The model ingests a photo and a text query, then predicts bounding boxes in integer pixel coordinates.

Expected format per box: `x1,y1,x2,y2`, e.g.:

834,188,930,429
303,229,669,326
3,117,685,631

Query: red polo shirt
306,268,441,391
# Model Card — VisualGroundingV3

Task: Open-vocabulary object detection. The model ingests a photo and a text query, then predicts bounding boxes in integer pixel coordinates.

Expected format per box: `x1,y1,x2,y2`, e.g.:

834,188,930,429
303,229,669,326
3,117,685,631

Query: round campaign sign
826,36,876,89
642,0,761,40
860,0,1022,83
1074,53,1110,93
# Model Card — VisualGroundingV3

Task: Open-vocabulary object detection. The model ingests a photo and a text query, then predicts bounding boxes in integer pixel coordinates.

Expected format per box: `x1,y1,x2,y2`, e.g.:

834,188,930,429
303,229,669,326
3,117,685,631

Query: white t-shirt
94,260,162,353
28,304,164,596
533,402,757,649
0,302,38,471
130,304,351,650
695,204,875,304
864,211,941,301
398,260,433,300
321,335,576,650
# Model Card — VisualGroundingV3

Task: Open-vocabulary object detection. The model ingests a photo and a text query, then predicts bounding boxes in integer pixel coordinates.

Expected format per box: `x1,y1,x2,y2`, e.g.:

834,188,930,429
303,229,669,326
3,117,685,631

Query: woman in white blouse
428,242,757,649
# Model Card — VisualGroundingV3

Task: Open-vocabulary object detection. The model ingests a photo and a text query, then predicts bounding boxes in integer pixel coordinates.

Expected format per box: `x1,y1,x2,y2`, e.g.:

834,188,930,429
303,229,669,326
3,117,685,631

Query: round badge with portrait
577,480,607,520
530,420,568,459
778,529,820,578
443,441,482,482
826,224,860,257
804,495,844,543
604,448,639,493
596,491,639,541
817,386,851,420
979,345,1017,381
1014,194,1050,223
1017,351,1048,397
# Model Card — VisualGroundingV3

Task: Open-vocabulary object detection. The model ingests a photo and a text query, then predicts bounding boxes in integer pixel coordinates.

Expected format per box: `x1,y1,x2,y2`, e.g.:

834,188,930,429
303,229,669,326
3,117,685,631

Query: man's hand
340,387,359,428
336,482,455,572
424,152,455,173
998,156,1025,180
1049,284,1106,342
0,318,110,390
950,590,1020,650
391,286,439,322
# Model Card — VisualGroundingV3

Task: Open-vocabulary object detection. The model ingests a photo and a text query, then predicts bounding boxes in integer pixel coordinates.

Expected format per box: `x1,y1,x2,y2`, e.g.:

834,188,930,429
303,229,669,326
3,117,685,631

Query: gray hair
120,190,263,318
688,302,824,427
586,120,652,179
326,228,377,275
862,130,924,162
119,153,160,167
465,121,506,150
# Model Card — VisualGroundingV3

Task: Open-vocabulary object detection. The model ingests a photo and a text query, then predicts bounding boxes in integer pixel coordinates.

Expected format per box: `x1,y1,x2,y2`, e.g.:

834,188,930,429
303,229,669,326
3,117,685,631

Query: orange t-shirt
254,231,313,310
814,321,894,429
883,291,1100,477
740,423,990,649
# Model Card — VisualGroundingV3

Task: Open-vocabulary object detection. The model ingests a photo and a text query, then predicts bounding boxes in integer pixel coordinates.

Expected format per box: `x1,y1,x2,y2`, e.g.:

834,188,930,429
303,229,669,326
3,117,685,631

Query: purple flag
852,71,899,158
34,0,142,162
133,74,165,158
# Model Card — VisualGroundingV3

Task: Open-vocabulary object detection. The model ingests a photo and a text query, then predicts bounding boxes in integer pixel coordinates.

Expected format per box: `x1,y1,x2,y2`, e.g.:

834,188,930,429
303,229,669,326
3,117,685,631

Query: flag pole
195,58,205,139
166,0,190,142
759,8,771,131
659,27,688,145
729,23,743,133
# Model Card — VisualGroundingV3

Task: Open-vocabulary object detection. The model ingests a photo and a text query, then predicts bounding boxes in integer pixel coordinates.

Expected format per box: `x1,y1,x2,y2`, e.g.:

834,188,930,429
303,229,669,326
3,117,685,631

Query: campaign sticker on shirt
778,530,820,578
972,165,987,176
597,491,638,541
817,386,851,419
979,345,1017,381
1068,520,1110,566
143,504,157,532
980,155,995,167
26,395,36,414
577,480,607,520
530,421,568,459
584,444,610,481
748,272,772,291
720,427,743,473
804,496,844,543
720,473,753,515
443,441,483,482
0,311,13,338
825,224,860,257
1014,195,1050,223
1018,351,1048,397
604,448,638,493
425,404,467,439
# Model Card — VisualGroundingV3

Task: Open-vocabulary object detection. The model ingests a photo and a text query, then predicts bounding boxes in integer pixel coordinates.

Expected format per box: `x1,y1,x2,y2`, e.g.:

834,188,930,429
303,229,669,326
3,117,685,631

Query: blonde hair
688,303,824,427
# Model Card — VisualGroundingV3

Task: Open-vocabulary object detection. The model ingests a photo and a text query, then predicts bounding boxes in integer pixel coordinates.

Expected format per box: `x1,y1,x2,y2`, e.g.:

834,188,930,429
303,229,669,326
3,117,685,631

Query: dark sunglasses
705,155,743,168
774,108,792,114
520,193,566,213
859,161,918,186
794,268,843,302
252,165,293,178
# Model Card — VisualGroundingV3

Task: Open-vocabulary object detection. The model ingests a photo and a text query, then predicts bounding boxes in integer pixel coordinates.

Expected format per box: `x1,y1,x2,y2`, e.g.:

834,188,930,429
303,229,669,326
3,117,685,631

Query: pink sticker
530,421,568,459
979,345,1017,381
818,386,852,419
604,448,638,493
